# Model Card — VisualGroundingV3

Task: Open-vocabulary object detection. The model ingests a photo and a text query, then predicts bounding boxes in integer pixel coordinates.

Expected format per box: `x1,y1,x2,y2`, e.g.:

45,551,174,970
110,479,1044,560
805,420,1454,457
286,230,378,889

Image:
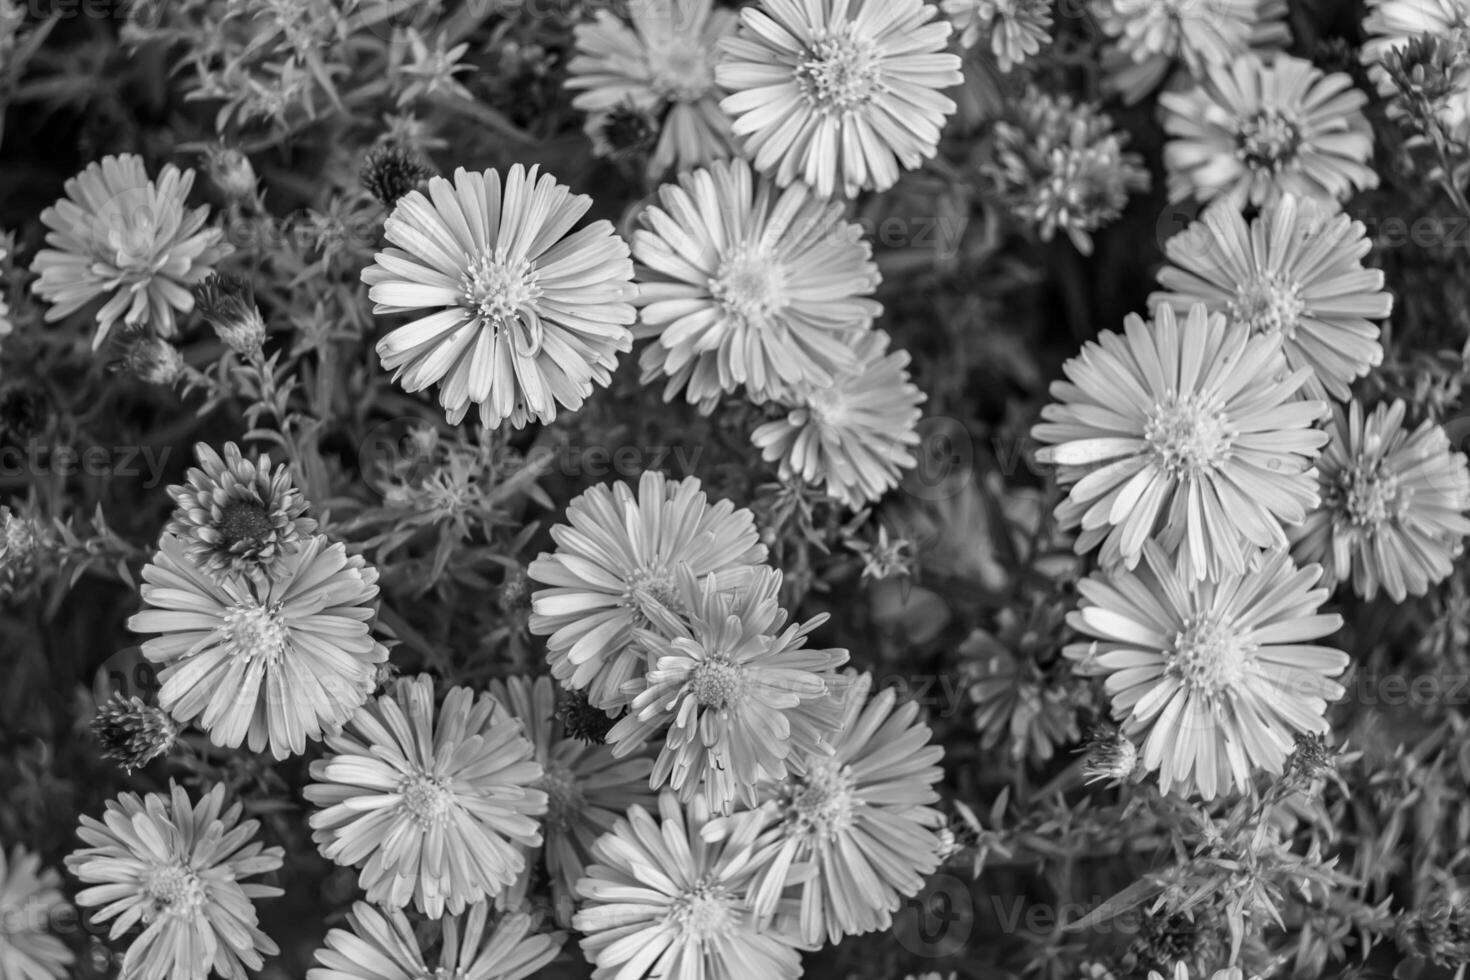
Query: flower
305,674,547,918
163,441,315,580
941,0,1053,71
607,564,849,814
307,901,563,980
1159,53,1377,207
1032,303,1328,581
573,791,805,980
1065,544,1350,799
751,329,925,509
709,670,947,946
66,782,283,980
1362,0,1470,141
91,694,180,773
1289,400,1470,601
982,87,1151,254
716,0,964,199
30,154,230,348
1149,195,1393,401
128,533,389,760
395,28,475,106
0,846,73,980
528,471,768,712
565,0,740,176
633,158,882,410
1081,726,1142,785
360,143,435,208
361,164,636,430
201,143,257,201
1093,0,1291,104
0,504,50,600
117,333,186,386
192,273,266,357
488,674,655,922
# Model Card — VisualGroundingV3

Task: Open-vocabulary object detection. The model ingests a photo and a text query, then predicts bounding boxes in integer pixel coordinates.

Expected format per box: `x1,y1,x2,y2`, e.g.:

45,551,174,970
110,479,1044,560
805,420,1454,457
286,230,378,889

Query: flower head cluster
305,675,547,917
360,143,436,209
30,154,231,348
633,158,882,411
751,329,926,509
66,782,284,980
1160,53,1377,207
716,0,964,199
942,0,1053,72
361,164,637,430
192,273,266,357
129,533,389,760
1150,195,1393,401
565,0,740,176
1033,303,1328,581
0,846,73,980
1066,544,1350,799
0,504,51,601
91,693,180,773
1362,0,1470,144
528,471,768,711
984,88,1151,254
1290,400,1470,601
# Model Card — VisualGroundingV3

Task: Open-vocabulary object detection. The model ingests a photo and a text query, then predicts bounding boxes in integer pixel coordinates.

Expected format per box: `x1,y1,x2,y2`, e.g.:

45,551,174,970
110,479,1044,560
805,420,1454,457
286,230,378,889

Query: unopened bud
204,143,257,200
193,273,266,356
118,334,184,386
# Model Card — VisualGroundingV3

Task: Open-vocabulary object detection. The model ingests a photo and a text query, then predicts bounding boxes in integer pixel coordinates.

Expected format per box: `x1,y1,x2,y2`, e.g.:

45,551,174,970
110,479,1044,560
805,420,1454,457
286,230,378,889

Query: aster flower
91,694,180,773
360,164,637,430
305,675,547,918
360,143,436,208
528,471,768,712
0,504,51,600
1362,0,1470,142
117,333,186,386
488,674,655,922
607,564,849,814
192,273,266,357
308,901,563,980
565,0,740,176
983,87,1151,255
1149,195,1393,401
1032,303,1329,581
29,154,231,348
708,670,947,946
0,846,73,980
1159,53,1377,207
1290,400,1470,602
751,329,925,509
128,533,389,760
941,0,1053,72
716,0,964,199
1065,543,1350,799
65,782,283,980
574,791,804,980
633,158,882,410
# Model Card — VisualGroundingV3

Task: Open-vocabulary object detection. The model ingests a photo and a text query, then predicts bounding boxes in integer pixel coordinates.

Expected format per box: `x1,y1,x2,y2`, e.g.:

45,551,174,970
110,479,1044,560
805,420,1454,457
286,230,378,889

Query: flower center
803,384,851,429
221,601,289,664
1235,108,1302,172
216,500,276,550
623,564,683,628
461,247,544,354
1169,614,1252,696
669,876,736,942
690,657,744,709
1145,392,1234,476
143,863,206,918
796,26,884,114
399,772,455,828
540,760,585,830
709,247,787,331
1337,459,1406,527
785,759,858,841
649,39,714,103
1231,273,1306,338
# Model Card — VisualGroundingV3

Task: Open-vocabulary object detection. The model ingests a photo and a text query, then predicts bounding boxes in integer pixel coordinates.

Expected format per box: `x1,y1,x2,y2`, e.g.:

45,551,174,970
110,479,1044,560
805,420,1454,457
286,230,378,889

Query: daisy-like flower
633,158,882,410
29,154,230,349
305,675,547,918
528,471,768,712
607,564,849,814
128,533,389,760
751,329,925,509
565,0,740,176
716,0,965,199
574,791,804,980
1159,53,1377,207
1149,195,1393,401
308,901,563,980
941,0,1053,72
708,670,947,946
0,846,74,980
1093,0,1291,104
1290,400,1470,602
360,164,636,430
1064,543,1350,799
488,674,655,922
1032,303,1329,581
1362,0,1470,141
65,782,283,980
164,441,316,580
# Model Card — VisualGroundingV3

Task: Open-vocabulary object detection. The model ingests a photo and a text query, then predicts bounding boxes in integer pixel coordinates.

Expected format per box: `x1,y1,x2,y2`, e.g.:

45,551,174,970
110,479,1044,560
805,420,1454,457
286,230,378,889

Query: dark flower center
600,104,658,155
217,501,276,549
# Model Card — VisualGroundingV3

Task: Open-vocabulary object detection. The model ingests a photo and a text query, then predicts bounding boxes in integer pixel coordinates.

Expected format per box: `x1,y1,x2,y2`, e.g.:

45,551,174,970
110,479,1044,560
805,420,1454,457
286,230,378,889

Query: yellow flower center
461,247,544,355
785,759,858,841
690,657,744,709
1337,458,1406,527
796,26,884,114
399,772,455,828
710,247,787,331
649,39,714,103
1236,108,1303,172
1170,614,1252,695
221,601,289,664
1145,392,1235,476
670,876,736,942
1231,273,1306,339
143,863,206,918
